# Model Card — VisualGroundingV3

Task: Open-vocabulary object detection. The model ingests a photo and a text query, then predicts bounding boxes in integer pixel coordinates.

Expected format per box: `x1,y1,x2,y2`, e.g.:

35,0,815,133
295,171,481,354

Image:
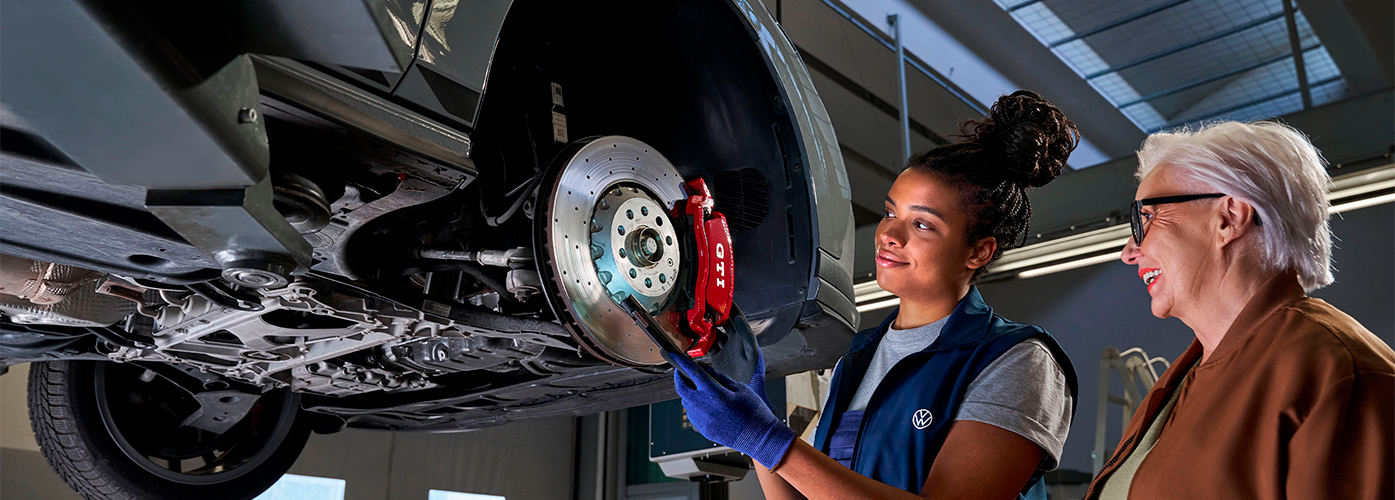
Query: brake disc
536,136,691,366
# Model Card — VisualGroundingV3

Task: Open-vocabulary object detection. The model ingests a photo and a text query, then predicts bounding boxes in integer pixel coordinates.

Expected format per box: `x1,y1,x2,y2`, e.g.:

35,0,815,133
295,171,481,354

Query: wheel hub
591,186,680,311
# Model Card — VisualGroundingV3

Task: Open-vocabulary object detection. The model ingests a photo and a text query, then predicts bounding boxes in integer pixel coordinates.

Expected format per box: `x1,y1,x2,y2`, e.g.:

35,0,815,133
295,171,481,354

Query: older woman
1086,121,1394,500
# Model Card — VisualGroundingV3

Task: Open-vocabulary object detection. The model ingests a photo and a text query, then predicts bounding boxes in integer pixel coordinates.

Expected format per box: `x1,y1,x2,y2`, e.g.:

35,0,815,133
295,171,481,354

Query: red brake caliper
677,179,735,358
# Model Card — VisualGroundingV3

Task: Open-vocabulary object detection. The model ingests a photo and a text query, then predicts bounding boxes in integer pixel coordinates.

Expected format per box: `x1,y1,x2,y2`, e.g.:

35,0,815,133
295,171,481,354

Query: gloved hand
747,348,775,413
668,353,795,469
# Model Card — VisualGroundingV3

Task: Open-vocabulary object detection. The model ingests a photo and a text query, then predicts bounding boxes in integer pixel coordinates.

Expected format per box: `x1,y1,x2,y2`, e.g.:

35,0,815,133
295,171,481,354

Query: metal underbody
0,0,861,436
90,276,574,399
0,135,707,430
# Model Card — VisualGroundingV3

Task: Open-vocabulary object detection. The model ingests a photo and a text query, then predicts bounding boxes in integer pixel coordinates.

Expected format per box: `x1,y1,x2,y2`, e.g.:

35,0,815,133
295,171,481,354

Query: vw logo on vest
912,409,933,430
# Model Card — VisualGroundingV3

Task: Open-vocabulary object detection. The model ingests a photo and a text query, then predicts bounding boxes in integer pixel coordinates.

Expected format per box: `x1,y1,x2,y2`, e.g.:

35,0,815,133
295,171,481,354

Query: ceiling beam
1292,0,1393,94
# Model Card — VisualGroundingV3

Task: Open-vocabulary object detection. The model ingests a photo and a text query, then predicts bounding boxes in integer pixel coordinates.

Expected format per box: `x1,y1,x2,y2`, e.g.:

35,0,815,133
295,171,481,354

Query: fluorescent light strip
856,287,895,303
1327,164,1394,199
1330,192,1395,213
1015,251,1124,279
852,280,885,295
856,297,901,313
998,224,1130,264
991,236,1131,273
1328,179,1395,200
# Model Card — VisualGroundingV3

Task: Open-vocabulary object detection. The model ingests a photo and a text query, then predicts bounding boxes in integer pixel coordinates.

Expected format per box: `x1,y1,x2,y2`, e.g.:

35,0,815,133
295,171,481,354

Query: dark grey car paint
392,0,513,128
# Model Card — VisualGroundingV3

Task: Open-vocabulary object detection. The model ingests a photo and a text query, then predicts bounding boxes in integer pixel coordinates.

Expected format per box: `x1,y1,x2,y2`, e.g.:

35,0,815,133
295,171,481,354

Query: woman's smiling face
874,169,990,303
1120,165,1224,320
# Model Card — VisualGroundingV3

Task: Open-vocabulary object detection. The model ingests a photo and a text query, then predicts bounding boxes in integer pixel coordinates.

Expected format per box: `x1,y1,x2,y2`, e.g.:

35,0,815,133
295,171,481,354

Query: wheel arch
477,0,857,358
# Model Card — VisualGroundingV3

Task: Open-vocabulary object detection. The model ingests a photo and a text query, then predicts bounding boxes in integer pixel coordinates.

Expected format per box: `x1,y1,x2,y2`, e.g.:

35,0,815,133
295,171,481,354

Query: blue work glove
669,353,795,469
748,349,775,413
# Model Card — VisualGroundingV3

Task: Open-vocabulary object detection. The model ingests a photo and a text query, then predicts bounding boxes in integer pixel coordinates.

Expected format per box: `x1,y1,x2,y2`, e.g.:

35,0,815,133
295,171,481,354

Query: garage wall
864,203,1394,474
0,361,577,500
1,363,75,500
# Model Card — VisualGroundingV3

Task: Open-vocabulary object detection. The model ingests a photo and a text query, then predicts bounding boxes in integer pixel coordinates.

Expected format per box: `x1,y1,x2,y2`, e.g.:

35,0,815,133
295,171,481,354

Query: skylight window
997,0,1348,132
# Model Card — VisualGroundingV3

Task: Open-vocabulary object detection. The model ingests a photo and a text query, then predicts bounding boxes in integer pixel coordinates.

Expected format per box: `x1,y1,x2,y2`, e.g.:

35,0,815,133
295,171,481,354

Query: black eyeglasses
1130,193,1262,245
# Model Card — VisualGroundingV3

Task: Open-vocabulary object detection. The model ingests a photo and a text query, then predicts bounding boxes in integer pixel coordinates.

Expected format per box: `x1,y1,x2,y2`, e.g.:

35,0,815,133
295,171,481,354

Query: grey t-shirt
834,319,1073,470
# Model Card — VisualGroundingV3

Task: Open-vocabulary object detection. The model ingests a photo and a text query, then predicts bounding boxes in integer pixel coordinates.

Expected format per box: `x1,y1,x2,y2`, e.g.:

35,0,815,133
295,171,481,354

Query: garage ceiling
770,0,1390,283
995,0,1382,132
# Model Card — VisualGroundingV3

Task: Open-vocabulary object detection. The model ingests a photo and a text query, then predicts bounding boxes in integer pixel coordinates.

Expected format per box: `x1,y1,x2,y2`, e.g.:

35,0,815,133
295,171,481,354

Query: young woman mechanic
668,91,1080,500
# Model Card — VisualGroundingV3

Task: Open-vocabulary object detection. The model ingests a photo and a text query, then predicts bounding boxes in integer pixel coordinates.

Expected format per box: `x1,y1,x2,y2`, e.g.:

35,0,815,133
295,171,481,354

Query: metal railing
1093,346,1170,474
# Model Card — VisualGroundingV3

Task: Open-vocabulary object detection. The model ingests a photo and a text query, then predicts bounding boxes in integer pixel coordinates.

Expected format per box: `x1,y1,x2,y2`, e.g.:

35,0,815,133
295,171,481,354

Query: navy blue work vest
811,287,1078,498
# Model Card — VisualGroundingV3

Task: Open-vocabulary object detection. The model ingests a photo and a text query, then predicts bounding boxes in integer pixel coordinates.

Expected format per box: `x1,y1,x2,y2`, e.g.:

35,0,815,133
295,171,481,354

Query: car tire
28,360,312,500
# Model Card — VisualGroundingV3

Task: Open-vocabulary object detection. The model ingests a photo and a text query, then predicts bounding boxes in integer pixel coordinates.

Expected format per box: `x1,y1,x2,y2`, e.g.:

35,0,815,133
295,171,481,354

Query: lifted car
0,0,857,498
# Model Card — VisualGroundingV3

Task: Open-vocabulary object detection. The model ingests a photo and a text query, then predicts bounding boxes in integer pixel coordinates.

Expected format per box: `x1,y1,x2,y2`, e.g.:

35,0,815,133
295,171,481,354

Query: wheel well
476,0,815,343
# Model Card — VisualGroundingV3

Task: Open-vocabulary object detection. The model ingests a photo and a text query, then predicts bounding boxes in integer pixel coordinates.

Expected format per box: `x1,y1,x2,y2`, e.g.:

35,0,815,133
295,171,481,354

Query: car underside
1,0,856,497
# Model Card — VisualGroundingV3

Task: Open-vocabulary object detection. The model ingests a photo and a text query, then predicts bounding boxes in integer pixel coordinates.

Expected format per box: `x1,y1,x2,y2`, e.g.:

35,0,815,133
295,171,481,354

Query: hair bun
963,90,1079,188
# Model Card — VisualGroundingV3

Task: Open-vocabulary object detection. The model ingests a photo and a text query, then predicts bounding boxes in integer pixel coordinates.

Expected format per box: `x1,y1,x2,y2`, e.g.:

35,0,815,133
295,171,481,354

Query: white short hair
1136,121,1333,291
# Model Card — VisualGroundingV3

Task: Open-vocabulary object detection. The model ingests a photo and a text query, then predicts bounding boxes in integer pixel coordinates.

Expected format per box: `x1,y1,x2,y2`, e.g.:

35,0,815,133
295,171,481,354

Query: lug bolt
666,236,673,245
629,269,638,279
659,274,667,284
645,278,652,287
641,206,649,216
626,209,634,220
618,226,626,235
619,248,627,258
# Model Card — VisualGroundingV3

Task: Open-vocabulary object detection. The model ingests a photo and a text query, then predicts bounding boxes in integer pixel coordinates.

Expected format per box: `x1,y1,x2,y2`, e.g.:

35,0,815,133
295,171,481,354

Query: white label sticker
422,300,451,317
550,82,565,107
551,111,568,143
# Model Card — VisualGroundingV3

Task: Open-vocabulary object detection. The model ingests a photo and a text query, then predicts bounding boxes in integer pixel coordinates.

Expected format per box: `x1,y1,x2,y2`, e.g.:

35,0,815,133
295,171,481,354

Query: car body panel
391,0,513,129
230,0,424,79
724,0,858,331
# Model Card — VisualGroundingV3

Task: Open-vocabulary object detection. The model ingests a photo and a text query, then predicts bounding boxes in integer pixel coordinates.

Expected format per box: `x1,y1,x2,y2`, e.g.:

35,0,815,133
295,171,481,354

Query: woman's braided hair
907,90,1079,282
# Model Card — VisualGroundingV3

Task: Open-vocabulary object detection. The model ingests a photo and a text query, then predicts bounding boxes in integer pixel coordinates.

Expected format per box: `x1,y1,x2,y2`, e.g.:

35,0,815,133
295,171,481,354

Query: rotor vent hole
713,168,771,231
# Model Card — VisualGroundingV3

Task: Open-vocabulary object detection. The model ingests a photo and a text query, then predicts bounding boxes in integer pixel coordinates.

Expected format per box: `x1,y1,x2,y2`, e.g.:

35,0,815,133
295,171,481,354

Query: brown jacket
1086,273,1394,500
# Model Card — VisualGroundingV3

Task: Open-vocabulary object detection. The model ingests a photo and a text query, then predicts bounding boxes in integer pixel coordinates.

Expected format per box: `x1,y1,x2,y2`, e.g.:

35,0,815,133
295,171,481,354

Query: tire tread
28,361,135,500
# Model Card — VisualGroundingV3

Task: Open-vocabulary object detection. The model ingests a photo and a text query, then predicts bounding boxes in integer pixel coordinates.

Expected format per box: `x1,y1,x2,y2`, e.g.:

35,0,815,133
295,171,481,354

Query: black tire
27,360,313,500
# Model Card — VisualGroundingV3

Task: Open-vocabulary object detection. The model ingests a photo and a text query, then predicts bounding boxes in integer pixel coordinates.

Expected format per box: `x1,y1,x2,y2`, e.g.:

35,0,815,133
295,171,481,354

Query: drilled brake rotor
536,136,691,366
